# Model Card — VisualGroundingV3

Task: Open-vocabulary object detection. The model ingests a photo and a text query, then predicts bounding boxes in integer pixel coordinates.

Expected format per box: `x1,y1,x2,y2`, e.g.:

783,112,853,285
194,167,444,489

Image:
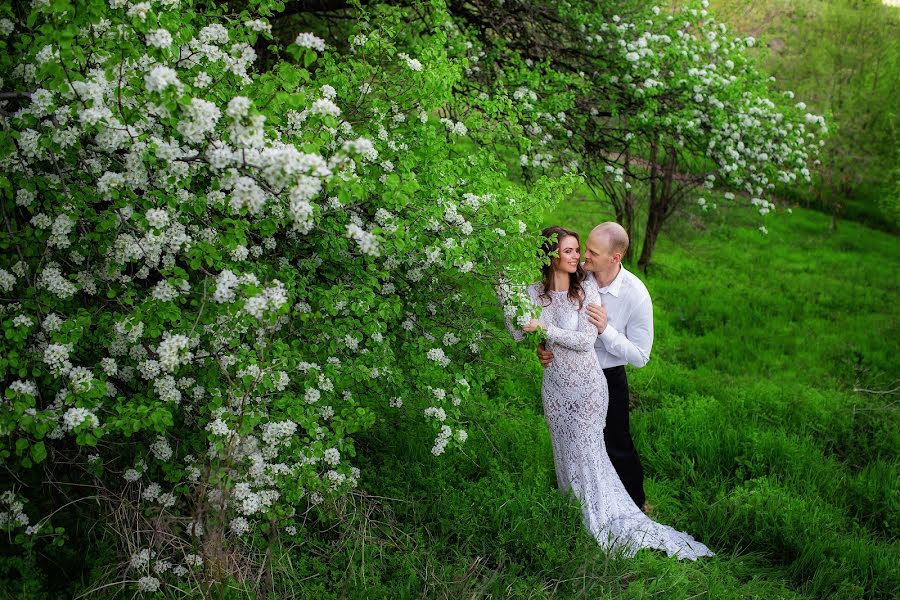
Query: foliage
87,197,895,600
0,0,572,593
445,0,825,267
703,0,900,229
0,0,891,597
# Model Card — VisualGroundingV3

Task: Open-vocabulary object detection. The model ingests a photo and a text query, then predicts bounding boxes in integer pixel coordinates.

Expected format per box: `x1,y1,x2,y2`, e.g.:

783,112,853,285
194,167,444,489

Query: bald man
538,222,654,512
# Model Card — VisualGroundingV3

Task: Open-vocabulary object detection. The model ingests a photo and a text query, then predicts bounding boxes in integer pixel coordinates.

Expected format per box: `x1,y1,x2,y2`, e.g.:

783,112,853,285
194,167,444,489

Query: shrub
0,1,570,593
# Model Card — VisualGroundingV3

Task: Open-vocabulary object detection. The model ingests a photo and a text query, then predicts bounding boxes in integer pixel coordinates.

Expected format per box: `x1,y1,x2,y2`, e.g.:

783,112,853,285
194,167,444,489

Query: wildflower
150,436,173,461
294,32,325,51
427,348,450,367
146,29,172,49
137,576,160,593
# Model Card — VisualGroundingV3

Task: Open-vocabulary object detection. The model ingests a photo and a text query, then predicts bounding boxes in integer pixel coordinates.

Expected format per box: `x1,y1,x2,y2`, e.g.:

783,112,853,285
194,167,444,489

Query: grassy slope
277,200,898,599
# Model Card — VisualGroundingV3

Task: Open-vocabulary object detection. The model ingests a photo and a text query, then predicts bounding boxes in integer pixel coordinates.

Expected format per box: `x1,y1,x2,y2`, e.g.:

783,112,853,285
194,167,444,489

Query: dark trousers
602,366,646,509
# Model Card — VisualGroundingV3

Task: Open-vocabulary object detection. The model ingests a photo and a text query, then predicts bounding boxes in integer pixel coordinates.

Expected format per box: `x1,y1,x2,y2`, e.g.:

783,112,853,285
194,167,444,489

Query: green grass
19,200,895,599
255,199,899,599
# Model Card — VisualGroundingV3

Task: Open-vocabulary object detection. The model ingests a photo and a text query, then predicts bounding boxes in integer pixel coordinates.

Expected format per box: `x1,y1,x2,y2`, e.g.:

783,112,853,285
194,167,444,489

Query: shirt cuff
599,323,618,343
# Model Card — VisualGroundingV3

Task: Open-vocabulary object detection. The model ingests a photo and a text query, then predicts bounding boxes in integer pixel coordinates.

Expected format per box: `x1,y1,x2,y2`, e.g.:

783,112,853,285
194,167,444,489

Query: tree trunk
637,145,676,272
611,196,625,226
620,149,636,262
622,188,636,263
637,208,664,272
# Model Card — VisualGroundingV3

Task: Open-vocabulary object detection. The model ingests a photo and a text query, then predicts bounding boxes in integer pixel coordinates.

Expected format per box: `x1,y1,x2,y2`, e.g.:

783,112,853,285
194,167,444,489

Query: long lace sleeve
503,306,524,342
544,322,597,351
544,278,601,351
497,283,540,342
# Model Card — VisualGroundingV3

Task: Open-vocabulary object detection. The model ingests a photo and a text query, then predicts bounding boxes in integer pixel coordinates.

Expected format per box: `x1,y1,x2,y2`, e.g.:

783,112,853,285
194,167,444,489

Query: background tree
703,0,900,229
438,0,824,269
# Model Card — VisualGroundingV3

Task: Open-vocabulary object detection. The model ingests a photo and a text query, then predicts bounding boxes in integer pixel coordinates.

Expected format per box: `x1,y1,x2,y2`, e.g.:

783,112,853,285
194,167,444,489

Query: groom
537,222,654,512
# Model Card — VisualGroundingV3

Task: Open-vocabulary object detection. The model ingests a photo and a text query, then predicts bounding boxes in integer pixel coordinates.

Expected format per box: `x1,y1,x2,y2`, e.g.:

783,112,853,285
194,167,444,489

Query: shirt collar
598,265,625,297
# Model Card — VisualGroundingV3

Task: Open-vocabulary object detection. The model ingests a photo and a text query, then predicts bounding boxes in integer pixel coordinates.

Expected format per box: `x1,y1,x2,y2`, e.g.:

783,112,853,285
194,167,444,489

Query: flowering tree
0,0,569,593
583,2,827,268
445,0,825,267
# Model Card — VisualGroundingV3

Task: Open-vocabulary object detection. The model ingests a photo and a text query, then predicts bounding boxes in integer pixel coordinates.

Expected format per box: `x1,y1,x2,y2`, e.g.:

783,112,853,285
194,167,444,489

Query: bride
501,225,714,560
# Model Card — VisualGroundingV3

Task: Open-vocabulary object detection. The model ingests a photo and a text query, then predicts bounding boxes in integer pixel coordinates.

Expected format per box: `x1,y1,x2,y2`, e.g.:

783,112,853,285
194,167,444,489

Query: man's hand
537,342,554,368
587,303,607,334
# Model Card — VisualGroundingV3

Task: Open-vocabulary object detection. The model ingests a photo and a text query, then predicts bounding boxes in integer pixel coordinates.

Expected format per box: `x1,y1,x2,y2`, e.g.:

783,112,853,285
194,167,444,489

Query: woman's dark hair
539,225,586,309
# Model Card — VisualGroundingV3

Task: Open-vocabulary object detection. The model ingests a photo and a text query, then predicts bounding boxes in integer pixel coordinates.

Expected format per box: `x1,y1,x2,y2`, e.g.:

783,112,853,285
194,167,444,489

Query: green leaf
15,438,29,456
30,441,47,464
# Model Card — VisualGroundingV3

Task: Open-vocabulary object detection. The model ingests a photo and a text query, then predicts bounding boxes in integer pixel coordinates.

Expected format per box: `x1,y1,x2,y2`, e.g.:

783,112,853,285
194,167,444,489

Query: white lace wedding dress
503,278,714,560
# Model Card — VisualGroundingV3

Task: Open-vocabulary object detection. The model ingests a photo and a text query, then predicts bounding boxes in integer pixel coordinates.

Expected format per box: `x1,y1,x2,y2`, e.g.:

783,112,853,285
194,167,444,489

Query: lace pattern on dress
503,278,714,560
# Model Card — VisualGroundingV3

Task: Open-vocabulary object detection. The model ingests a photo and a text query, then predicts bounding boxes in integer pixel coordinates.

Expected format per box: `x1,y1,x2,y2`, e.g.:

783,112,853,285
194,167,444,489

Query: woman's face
554,235,580,274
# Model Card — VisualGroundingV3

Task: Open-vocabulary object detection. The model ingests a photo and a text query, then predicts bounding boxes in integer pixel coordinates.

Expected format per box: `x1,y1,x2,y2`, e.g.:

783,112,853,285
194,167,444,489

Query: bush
0,1,572,593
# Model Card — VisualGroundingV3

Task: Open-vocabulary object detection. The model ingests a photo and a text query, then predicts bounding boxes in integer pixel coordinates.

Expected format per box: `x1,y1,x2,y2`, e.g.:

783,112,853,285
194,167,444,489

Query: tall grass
15,200,896,599
258,201,899,599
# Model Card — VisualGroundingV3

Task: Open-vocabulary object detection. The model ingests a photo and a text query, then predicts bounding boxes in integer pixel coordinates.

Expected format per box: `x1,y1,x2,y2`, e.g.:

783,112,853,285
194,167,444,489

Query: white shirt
588,266,654,369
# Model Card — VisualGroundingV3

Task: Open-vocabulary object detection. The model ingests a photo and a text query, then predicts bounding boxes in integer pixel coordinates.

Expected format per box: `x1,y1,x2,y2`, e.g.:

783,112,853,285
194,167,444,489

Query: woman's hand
523,319,546,333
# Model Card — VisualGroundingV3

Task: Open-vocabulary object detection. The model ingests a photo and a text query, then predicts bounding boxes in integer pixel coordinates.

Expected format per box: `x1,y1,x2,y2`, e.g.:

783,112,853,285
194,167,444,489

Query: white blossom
397,52,423,71
294,32,325,51
62,407,100,431
0,269,15,292
205,418,230,436
310,98,341,117
245,19,272,34
150,436,173,461
145,208,169,229
323,447,340,465
146,29,172,49
137,576,160,593
426,348,450,368
230,516,250,535
346,223,379,256
145,65,181,93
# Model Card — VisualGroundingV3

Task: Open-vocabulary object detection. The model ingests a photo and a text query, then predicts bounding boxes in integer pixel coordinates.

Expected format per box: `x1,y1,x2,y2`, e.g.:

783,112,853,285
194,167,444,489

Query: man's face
583,234,615,272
